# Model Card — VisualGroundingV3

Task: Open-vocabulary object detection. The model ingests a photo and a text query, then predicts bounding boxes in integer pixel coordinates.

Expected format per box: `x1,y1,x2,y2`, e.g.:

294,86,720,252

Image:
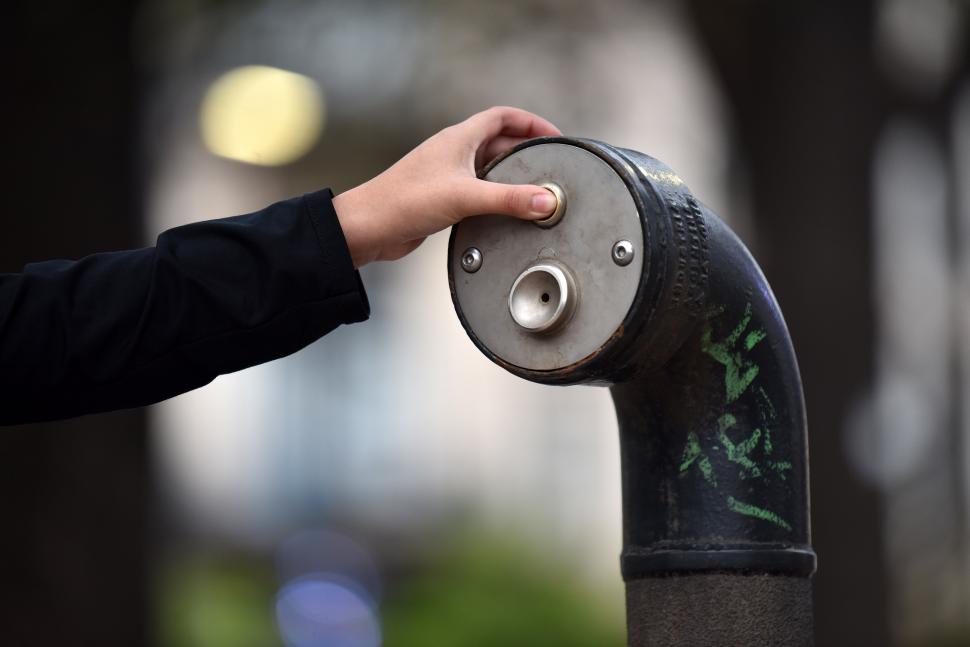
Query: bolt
461,247,483,273
612,240,635,266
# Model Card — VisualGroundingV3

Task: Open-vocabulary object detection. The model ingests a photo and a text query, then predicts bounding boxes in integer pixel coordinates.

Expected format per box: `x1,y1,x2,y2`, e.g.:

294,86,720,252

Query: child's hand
333,106,562,267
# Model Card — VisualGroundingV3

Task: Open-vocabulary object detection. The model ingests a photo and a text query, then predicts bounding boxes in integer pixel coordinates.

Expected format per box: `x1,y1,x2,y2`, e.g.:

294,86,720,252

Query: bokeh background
2,1,969,645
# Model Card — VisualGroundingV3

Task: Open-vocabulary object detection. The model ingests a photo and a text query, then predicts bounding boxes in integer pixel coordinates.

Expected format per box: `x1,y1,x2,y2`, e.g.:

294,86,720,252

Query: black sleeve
0,188,369,425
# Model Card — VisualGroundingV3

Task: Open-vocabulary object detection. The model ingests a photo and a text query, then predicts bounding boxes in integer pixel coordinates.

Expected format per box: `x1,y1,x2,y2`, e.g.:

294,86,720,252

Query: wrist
332,184,380,268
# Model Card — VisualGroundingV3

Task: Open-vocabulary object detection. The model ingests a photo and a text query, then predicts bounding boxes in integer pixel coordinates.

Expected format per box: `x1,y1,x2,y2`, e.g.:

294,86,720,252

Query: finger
464,106,561,143
455,178,558,221
476,135,529,171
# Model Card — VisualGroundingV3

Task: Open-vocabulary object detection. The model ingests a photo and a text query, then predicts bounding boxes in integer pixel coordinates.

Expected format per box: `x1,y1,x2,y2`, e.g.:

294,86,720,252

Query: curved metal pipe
449,138,816,645
611,165,815,645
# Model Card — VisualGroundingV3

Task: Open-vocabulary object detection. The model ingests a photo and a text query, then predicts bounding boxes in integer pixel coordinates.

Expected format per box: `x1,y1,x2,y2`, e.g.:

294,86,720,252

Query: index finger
463,106,562,142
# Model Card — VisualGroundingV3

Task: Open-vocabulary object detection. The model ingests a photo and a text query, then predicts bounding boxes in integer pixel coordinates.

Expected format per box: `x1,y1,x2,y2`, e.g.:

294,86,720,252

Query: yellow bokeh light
200,65,325,167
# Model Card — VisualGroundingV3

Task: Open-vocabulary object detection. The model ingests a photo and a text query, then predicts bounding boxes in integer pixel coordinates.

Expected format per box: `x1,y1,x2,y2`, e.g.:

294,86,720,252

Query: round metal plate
451,143,644,371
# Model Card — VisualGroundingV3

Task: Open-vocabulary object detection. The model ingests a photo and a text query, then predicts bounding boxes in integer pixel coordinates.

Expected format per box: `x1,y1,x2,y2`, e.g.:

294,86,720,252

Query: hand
332,106,562,267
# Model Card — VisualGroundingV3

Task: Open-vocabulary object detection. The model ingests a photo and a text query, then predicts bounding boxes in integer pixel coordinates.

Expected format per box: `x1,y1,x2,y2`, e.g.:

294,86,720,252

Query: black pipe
612,150,815,645
449,138,816,645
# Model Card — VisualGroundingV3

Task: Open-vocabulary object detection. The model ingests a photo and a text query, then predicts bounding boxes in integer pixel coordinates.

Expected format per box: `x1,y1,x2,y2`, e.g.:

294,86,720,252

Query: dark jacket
0,189,369,425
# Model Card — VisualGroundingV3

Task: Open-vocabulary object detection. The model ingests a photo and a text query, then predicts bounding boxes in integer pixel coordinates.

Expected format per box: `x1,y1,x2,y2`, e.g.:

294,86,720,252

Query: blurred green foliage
157,554,280,647
381,536,624,647
158,534,623,646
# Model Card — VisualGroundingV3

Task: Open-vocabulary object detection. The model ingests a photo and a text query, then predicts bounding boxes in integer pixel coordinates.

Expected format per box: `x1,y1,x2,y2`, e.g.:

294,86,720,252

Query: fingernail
531,190,557,215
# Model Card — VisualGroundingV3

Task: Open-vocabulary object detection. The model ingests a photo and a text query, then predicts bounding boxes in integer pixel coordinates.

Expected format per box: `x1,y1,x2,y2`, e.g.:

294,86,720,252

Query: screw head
461,247,483,273
612,240,634,266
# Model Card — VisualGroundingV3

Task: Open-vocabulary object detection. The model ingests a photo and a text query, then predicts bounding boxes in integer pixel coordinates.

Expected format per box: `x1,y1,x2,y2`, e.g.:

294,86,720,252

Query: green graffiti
757,386,776,419
757,387,776,454
702,303,764,403
677,303,793,531
727,496,792,531
717,413,736,432
755,385,791,479
680,431,717,486
717,413,762,479
698,457,716,486
768,460,793,480
680,431,701,471
744,329,767,351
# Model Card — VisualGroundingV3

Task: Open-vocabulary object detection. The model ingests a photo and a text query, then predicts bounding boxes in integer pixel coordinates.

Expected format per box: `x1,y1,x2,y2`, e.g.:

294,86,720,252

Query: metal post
448,137,816,645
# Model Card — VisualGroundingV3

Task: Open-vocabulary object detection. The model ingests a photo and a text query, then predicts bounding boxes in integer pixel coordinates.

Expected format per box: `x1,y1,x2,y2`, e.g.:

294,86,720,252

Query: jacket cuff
302,188,370,323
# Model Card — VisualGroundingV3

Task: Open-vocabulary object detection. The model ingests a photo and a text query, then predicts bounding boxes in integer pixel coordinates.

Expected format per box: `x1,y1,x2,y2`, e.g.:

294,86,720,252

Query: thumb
459,179,558,220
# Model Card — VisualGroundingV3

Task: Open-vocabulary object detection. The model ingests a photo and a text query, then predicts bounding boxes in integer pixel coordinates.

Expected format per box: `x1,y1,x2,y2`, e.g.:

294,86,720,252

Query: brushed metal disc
451,143,644,371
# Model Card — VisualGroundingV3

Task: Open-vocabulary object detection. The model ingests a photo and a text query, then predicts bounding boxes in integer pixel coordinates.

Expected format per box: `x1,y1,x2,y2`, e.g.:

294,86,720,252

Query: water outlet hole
508,263,573,333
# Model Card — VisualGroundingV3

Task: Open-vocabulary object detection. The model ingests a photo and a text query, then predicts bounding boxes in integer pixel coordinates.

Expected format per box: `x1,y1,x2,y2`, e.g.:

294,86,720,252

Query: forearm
0,189,368,424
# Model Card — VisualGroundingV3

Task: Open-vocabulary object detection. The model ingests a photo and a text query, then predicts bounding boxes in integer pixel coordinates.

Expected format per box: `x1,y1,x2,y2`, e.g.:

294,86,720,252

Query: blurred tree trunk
688,2,890,644
1,2,150,645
